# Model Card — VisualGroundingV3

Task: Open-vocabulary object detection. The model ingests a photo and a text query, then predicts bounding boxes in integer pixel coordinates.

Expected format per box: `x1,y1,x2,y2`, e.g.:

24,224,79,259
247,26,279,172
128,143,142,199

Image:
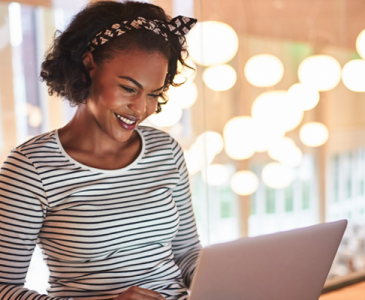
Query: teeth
116,114,136,125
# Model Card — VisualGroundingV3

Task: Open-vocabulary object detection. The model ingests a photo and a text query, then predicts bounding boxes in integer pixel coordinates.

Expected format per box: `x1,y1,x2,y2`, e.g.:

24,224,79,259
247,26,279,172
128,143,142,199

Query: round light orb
230,170,259,196
184,142,216,175
149,100,182,127
202,164,229,186
188,21,239,66
251,91,287,128
251,121,285,152
174,58,197,84
278,146,303,168
356,29,365,59
223,116,256,160
184,149,200,175
251,91,303,133
225,139,255,160
300,122,329,147
168,82,198,109
244,54,284,87
262,162,294,189
196,131,224,156
298,55,341,91
27,104,42,127
287,83,320,111
223,116,255,140
282,101,304,132
267,137,296,161
189,142,216,166
342,59,365,92
203,64,237,91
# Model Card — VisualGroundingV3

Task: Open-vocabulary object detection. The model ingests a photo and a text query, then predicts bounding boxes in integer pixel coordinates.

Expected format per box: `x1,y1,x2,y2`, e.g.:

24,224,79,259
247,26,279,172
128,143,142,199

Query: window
332,155,340,203
285,184,293,212
346,153,353,199
302,181,310,210
265,186,276,214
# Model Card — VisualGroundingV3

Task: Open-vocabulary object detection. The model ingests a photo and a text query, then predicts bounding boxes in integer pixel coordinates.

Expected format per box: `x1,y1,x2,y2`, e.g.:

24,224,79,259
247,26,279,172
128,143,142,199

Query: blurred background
0,0,364,297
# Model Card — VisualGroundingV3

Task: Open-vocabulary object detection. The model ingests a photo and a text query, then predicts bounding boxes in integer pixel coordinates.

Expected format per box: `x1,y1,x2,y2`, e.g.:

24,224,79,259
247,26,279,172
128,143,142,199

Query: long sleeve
170,139,202,288
0,149,68,300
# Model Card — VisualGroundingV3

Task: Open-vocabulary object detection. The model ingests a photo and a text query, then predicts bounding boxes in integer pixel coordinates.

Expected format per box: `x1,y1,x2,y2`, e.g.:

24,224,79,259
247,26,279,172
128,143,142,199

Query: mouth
114,113,140,130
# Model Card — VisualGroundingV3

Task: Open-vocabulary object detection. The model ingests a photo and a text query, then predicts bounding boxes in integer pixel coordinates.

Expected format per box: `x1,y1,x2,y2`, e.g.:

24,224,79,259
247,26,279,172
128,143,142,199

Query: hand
113,286,167,300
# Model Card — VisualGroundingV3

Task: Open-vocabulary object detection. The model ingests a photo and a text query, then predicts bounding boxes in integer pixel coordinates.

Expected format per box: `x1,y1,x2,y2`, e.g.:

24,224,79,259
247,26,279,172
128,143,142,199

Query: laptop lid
189,219,347,300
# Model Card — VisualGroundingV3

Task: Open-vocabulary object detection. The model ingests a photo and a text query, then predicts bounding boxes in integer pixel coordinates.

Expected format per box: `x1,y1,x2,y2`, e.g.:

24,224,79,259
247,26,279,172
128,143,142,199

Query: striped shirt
0,126,202,300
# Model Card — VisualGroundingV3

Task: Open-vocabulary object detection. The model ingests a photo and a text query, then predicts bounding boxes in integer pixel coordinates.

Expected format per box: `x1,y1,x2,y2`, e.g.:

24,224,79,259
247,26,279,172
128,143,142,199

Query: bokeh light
174,58,197,84
287,83,320,111
184,132,224,175
225,139,255,160
223,116,256,160
267,136,303,167
298,55,342,91
184,143,216,176
251,91,303,133
27,104,42,127
342,59,365,92
203,64,237,91
280,98,304,132
299,122,329,147
149,100,182,127
267,137,296,161
224,116,255,140
184,149,202,175
356,29,365,59
278,146,303,168
188,21,239,66
230,170,259,196
262,162,294,189
168,82,198,109
244,54,284,87
202,164,229,186
251,121,285,152
195,131,224,156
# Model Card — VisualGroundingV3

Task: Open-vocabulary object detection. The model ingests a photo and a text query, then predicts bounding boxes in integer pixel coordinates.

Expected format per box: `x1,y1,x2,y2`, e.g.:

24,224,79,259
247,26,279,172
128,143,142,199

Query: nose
128,94,147,116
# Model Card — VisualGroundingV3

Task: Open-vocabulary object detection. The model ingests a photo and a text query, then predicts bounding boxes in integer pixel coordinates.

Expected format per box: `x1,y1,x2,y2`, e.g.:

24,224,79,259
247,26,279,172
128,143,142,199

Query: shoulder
1,131,58,184
137,125,183,159
12,130,58,156
7,131,59,169
137,125,179,148
137,125,172,141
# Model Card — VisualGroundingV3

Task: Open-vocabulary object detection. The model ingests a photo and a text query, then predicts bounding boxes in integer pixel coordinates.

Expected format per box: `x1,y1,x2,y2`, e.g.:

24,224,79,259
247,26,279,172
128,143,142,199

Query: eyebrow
119,76,164,92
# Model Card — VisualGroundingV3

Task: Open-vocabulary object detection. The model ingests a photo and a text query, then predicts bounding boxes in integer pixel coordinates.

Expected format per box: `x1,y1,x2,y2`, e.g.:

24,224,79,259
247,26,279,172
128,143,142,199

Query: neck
58,104,136,157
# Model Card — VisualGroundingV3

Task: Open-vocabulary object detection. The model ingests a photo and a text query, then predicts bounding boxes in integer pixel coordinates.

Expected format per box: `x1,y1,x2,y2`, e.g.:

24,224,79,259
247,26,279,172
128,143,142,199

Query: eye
120,86,136,93
149,93,162,99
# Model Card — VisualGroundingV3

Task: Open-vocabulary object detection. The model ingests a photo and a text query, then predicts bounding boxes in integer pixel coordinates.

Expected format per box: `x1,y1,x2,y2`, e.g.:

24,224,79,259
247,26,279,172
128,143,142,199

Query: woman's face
85,49,168,143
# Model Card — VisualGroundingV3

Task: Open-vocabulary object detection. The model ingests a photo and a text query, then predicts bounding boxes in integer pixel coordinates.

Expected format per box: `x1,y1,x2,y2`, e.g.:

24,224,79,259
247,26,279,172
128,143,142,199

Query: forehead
102,50,168,78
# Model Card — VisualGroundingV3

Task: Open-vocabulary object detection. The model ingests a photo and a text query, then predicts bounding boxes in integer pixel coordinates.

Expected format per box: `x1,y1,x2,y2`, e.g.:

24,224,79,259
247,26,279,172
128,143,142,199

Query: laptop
189,219,347,300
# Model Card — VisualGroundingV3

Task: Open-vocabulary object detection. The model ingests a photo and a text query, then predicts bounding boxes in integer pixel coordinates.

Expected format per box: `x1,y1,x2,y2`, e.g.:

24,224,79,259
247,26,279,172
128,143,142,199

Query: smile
114,113,139,131
115,113,136,125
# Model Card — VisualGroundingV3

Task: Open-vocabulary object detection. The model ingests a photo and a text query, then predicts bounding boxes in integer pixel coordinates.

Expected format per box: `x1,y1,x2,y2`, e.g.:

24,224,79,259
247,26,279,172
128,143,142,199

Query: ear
82,51,96,76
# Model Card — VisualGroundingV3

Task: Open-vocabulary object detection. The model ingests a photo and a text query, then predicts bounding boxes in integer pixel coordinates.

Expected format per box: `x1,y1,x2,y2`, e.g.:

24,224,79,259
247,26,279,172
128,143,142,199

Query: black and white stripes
0,126,201,300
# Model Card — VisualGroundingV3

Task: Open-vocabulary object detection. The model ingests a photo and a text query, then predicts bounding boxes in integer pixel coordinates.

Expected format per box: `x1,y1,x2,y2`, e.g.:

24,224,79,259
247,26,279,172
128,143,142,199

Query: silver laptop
189,219,347,300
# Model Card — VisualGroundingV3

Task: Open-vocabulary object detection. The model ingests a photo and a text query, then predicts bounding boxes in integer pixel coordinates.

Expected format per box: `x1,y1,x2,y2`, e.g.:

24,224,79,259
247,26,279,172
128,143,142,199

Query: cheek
146,99,159,116
94,82,120,109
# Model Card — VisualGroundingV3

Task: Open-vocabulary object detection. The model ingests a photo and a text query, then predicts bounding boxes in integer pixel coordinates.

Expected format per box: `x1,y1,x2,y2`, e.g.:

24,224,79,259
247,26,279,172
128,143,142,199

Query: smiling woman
0,1,201,300
58,50,168,170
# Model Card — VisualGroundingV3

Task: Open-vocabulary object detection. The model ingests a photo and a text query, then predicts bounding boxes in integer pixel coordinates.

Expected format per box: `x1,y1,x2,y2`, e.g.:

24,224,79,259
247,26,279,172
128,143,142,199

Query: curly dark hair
40,0,193,113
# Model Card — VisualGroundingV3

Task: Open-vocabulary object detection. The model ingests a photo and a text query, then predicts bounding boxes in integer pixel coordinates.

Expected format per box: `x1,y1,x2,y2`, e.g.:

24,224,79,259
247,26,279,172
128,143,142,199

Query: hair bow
88,15,197,52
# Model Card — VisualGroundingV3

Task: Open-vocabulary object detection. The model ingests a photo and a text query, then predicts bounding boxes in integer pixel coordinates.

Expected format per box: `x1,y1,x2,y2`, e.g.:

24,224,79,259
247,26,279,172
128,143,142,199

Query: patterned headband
87,15,198,52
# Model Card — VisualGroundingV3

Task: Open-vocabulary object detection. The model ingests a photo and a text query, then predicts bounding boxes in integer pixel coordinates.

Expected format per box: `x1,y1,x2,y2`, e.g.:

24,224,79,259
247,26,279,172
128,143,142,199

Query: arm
170,139,202,288
0,150,70,300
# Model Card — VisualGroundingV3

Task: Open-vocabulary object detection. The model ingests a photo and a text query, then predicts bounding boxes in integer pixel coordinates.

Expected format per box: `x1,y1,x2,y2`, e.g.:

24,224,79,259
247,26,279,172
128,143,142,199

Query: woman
0,1,201,299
